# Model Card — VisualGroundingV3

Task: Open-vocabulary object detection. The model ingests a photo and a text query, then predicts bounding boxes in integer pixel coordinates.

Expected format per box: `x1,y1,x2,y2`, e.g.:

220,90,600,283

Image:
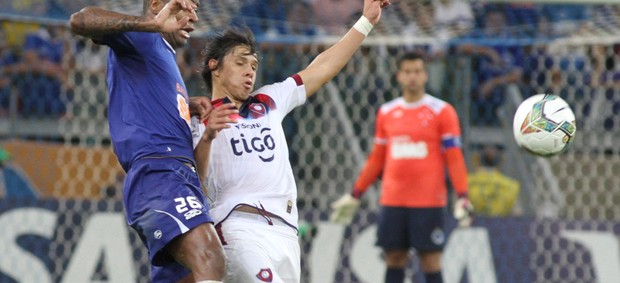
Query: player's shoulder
254,76,301,94
101,31,159,52
421,94,455,114
378,97,405,114
378,94,455,114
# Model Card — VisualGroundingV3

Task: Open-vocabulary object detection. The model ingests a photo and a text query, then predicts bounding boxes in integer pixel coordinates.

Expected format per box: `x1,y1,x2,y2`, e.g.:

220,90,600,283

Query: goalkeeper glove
330,193,360,225
453,194,474,227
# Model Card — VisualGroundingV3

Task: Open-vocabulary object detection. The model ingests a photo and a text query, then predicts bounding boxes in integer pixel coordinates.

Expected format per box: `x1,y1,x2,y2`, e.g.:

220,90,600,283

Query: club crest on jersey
392,110,404,118
256,268,273,282
250,103,267,116
417,109,434,127
237,94,275,119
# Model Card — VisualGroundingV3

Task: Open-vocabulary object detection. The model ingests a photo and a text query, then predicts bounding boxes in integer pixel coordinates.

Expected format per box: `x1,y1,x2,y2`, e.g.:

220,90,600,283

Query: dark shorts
151,262,190,283
123,157,213,280
376,206,446,252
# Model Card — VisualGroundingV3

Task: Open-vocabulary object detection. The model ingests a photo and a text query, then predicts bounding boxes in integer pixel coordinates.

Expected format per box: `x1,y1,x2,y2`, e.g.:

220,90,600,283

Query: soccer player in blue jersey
69,1,229,282
191,0,390,282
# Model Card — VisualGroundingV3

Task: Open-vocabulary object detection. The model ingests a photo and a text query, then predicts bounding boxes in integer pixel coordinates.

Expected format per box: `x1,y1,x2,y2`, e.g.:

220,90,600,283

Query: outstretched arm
69,0,197,39
298,0,390,96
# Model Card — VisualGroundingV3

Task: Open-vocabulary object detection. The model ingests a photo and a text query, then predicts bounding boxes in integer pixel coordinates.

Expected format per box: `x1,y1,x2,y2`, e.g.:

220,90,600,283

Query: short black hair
397,51,427,70
201,27,257,91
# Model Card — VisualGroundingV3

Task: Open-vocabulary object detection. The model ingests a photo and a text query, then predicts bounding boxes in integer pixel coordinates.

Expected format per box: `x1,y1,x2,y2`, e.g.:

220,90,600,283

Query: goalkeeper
331,52,473,283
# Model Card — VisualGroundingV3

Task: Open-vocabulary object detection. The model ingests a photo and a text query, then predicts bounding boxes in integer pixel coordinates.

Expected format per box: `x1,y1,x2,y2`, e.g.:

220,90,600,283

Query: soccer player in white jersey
191,0,390,282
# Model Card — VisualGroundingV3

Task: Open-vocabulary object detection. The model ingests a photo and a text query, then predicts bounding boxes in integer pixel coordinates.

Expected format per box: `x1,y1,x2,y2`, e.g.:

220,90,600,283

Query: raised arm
69,0,197,39
298,0,390,97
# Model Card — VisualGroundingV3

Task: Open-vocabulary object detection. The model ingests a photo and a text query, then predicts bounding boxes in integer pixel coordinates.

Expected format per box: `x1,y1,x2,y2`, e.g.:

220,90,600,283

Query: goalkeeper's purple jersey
99,32,195,171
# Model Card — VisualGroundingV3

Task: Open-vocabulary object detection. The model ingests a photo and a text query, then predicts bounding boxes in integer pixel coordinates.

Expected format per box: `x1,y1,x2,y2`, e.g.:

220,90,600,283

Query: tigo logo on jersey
230,128,275,162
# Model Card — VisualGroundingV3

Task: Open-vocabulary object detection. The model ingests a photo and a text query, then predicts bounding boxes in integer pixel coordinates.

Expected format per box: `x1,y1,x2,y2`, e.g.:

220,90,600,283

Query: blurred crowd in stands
0,0,619,127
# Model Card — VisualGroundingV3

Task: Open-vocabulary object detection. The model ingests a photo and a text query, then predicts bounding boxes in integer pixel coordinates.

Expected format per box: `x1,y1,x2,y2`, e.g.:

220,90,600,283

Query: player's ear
395,69,403,85
148,0,164,15
208,59,219,76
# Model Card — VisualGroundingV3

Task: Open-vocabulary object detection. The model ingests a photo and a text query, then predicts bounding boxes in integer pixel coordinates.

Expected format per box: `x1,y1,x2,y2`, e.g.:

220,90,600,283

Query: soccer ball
512,94,576,157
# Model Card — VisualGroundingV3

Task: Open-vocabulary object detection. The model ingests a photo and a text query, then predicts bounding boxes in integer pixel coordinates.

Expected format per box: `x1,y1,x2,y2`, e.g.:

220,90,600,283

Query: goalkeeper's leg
384,250,408,283
419,251,443,283
409,208,446,283
376,206,410,283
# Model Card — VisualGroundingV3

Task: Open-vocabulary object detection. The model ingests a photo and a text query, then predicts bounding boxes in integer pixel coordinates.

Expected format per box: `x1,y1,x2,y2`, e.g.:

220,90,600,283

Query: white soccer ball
512,94,577,157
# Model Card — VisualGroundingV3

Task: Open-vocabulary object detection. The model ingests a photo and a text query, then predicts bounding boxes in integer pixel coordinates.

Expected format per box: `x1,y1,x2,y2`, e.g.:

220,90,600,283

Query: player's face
162,0,199,48
396,59,427,96
218,45,258,103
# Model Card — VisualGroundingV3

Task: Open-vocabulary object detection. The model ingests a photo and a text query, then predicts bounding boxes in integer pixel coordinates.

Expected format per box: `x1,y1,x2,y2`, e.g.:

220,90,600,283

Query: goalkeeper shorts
376,206,446,252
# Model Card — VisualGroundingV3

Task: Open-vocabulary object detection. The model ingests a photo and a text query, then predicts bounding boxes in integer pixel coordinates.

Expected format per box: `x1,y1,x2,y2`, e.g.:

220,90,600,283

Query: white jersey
192,76,306,227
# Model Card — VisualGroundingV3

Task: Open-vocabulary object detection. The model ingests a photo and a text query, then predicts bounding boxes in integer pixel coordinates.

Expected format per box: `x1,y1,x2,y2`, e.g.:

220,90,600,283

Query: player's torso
105,33,194,169
381,97,445,169
201,77,306,223
207,96,296,202
378,96,450,206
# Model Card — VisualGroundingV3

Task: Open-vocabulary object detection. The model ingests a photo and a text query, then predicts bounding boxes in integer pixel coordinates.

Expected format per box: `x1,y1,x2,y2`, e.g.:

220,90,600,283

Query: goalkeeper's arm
445,147,473,227
330,142,386,225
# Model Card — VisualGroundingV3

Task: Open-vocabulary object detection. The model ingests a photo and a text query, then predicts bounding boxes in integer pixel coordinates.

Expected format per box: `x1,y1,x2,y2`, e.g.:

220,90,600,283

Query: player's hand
363,0,391,25
153,0,196,33
453,195,474,228
202,103,237,141
189,96,212,121
330,193,360,225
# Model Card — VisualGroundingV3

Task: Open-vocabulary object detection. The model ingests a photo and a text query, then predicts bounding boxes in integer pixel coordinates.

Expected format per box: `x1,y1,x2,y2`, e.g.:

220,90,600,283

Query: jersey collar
161,36,176,54
212,95,274,119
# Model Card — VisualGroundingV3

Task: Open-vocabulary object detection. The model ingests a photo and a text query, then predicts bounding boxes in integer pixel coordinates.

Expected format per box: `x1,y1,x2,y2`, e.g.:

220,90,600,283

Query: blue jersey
98,32,195,171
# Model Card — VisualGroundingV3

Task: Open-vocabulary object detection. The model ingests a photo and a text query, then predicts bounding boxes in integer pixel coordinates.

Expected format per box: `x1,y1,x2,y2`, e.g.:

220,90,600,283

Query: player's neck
402,91,425,103
212,85,244,108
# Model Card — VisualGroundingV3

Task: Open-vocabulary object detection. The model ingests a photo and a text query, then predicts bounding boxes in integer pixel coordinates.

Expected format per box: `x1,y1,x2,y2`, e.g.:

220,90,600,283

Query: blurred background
1,0,619,282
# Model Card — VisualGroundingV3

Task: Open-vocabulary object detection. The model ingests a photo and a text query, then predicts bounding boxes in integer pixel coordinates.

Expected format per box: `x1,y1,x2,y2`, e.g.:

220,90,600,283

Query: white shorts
219,211,301,283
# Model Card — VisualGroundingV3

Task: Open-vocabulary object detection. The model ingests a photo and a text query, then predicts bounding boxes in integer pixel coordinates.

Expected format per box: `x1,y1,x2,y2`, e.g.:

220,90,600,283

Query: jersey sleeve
253,74,306,117
353,109,387,195
373,107,389,145
439,104,468,195
439,104,462,147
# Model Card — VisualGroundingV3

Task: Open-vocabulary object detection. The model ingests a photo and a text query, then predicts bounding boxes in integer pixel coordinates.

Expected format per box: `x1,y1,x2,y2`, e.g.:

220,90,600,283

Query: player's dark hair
397,51,427,70
201,27,257,91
